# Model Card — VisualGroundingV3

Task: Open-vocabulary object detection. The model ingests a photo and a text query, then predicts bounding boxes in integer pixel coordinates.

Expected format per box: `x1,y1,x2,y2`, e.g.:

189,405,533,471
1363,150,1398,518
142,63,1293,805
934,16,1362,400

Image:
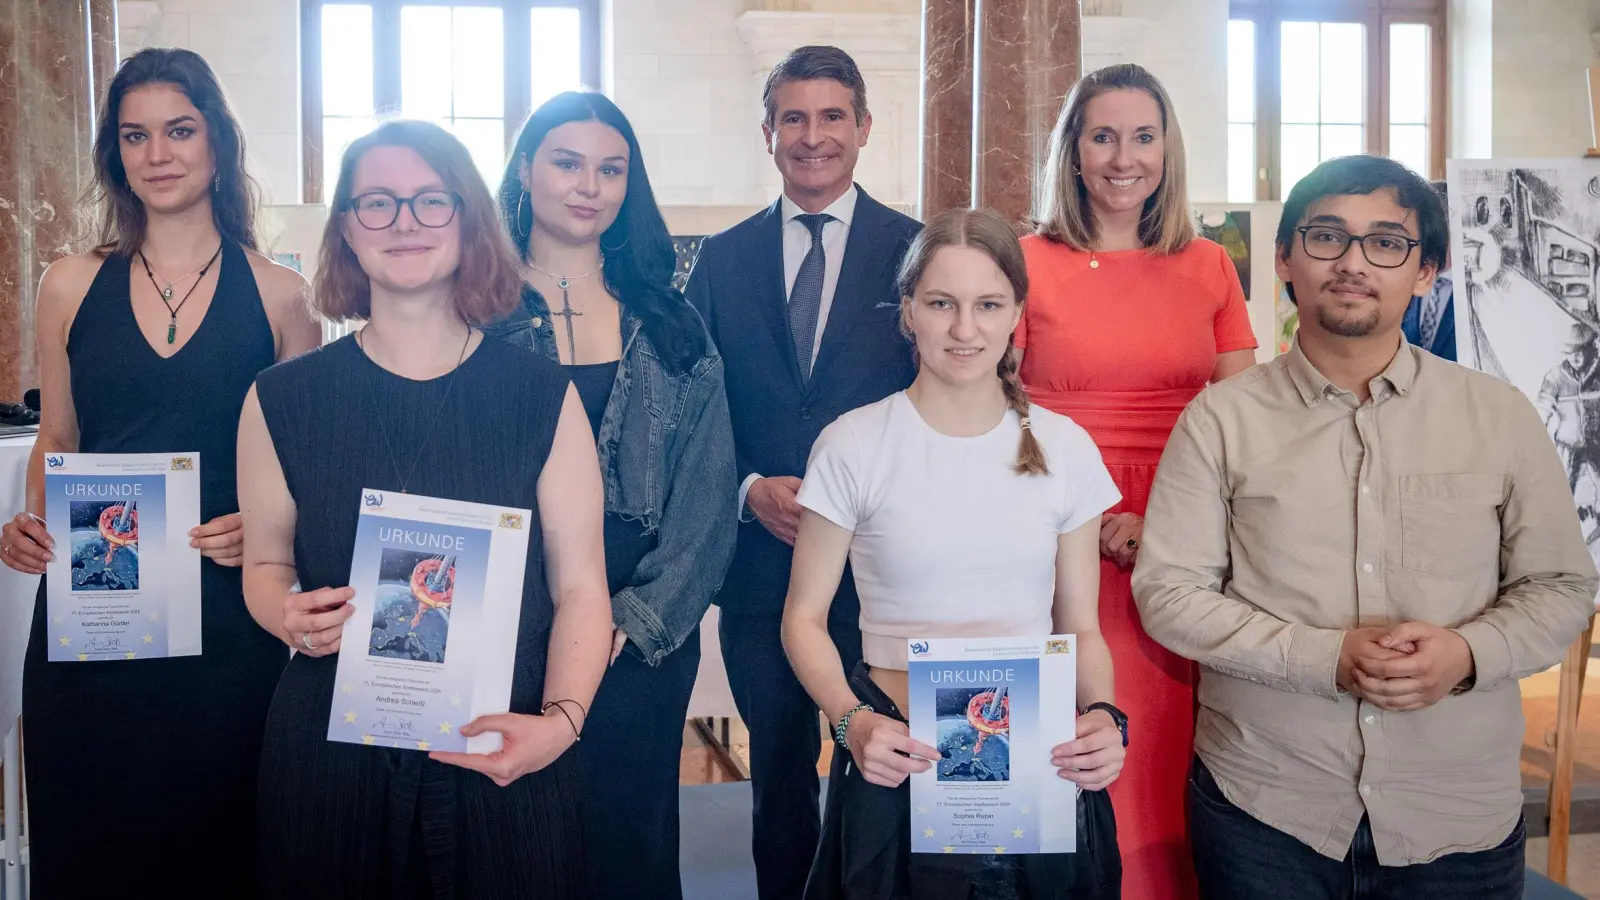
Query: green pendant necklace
138,244,223,344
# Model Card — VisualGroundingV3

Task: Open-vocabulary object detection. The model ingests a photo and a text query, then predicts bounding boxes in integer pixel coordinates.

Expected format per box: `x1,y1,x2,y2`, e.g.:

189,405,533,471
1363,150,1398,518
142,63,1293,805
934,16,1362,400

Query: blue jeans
1188,757,1525,900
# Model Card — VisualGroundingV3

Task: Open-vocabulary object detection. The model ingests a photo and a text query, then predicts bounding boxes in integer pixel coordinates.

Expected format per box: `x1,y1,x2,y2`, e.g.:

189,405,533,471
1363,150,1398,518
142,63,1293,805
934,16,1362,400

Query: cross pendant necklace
138,244,223,344
527,261,599,362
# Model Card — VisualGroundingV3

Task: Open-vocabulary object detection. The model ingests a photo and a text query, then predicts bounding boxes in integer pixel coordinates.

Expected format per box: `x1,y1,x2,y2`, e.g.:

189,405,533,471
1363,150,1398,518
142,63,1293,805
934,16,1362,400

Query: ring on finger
301,632,316,651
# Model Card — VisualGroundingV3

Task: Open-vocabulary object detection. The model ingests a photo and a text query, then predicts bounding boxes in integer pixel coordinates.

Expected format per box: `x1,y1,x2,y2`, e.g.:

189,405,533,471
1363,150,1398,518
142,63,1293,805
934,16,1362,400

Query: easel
1542,69,1600,885
1548,615,1594,885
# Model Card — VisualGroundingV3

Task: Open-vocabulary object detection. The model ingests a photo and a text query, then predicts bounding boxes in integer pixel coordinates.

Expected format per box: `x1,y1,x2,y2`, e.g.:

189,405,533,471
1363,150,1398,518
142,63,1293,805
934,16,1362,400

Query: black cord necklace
357,325,474,494
138,244,223,344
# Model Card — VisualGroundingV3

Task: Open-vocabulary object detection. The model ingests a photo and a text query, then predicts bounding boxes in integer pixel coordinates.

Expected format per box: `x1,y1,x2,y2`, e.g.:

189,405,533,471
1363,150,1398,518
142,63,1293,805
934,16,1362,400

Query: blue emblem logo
363,492,384,508
45,455,64,469
909,640,930,657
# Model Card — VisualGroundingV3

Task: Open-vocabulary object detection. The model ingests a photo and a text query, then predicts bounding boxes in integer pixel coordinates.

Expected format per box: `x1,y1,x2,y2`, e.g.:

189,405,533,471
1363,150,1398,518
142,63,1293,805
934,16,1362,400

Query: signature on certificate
950,828,992,843
372,716,417,734
84,636,124,651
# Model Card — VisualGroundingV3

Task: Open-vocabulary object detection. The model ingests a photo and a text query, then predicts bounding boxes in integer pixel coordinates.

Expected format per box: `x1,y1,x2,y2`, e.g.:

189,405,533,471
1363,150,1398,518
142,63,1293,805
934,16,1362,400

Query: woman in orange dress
1015,64,1257,900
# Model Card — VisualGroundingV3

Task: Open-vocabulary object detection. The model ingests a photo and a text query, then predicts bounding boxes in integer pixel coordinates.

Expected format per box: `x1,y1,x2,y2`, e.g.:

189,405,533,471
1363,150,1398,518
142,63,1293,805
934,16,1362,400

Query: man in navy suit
685,45,921,900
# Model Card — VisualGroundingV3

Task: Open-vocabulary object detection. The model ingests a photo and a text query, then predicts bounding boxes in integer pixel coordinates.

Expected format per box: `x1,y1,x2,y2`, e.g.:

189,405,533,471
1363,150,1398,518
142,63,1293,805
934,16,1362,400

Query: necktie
788,213,833,384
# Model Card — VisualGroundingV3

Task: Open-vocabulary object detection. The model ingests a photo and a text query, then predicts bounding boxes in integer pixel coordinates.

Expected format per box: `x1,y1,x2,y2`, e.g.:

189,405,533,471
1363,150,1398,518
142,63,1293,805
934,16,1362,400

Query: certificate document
327,489,529,755
907,635,1078,855
44,452,202,662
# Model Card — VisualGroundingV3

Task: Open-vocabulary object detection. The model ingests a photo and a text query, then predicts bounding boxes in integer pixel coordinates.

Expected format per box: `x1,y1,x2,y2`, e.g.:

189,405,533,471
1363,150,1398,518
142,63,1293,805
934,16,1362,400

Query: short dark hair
761,45,868,127
1275,156,1447,303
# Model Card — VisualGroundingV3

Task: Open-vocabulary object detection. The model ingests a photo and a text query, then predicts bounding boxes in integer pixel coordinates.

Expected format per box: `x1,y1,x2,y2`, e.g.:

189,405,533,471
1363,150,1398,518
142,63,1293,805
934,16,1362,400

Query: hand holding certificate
908,635,1079,855
428,710,580,787
43,452,203,661
843,711,940,789
327,489,529,756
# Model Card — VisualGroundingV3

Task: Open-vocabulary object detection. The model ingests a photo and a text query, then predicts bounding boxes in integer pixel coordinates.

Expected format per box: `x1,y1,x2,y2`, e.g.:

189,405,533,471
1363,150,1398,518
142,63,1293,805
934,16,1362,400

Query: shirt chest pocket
1398,473,1504,579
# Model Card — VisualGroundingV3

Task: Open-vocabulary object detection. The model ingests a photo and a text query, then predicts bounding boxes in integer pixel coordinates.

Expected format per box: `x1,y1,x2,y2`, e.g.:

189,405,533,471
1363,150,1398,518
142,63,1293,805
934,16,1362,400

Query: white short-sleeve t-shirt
797,392,1121,670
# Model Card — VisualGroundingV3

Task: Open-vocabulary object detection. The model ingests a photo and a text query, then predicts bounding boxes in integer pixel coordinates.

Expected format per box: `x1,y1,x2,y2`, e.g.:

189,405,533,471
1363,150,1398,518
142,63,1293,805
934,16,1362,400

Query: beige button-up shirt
1132,338,1598,866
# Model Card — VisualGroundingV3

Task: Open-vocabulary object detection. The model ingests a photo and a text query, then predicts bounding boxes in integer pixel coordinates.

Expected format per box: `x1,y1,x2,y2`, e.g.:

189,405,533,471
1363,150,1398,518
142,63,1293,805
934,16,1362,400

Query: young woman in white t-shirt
782,207,1127,899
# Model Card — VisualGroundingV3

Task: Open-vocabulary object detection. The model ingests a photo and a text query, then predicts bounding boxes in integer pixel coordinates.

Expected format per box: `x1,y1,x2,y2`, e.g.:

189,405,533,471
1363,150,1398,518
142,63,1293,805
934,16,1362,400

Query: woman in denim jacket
489,91,737,898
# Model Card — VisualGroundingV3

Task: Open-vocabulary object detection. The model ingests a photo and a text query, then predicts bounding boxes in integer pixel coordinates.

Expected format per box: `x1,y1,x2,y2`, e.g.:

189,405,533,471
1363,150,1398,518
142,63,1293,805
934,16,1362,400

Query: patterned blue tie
788,213,833,384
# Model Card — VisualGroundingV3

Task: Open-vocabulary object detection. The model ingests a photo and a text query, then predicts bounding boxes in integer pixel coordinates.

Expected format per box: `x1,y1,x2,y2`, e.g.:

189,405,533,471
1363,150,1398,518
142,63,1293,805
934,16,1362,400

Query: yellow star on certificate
340,682,353,695
416,741,430,751
149,612,161,622
343,711,358,725
1020,806,1031,816
915,806,928,816
1012,828,1025,839
76,653,88,662
439,721,453,734
942,846,955,854
361,734,376,745
449,693,462,707
57,636,70,647
142,634,154,644
922,827,935,838
993,846,1007,854
124,651,137,660
52,616,62,625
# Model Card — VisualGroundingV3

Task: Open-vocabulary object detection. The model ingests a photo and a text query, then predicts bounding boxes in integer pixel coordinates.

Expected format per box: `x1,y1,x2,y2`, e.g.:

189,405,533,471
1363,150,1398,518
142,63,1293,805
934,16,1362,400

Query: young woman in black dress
237,120,611,898
490,91,737,899
0,48,321,896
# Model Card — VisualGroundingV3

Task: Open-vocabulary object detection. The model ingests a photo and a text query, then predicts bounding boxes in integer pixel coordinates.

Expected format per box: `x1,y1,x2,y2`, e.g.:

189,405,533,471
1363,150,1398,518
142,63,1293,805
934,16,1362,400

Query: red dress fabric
1016,234,1256,900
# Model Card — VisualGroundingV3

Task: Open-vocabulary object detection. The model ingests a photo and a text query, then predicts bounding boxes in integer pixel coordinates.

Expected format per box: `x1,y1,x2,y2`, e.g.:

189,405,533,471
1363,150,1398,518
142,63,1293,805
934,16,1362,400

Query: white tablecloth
0,435,38,732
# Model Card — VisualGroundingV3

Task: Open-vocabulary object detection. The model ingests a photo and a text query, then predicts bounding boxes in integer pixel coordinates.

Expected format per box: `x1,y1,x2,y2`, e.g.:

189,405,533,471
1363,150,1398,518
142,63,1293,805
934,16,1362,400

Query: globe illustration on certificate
936,685,1011,782
68,499,139,592
368,548,455,663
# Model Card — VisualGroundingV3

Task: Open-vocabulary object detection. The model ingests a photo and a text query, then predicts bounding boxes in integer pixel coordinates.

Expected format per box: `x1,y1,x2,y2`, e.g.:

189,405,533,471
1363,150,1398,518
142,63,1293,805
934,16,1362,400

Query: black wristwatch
1081,702,1129,748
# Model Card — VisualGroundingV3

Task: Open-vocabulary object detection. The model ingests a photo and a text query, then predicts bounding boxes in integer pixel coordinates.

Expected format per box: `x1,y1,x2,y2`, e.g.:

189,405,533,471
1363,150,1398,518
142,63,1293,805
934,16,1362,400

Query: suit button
800,406,812,420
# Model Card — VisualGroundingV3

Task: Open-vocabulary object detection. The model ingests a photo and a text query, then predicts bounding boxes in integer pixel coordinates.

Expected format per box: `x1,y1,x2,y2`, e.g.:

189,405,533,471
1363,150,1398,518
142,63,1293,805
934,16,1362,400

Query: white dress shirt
740,186,860,518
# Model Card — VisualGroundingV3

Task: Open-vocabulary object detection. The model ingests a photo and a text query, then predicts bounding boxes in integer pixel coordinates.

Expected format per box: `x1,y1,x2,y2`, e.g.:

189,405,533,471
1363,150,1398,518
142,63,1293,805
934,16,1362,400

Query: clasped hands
1336,622,1476,712
843,708,1124,792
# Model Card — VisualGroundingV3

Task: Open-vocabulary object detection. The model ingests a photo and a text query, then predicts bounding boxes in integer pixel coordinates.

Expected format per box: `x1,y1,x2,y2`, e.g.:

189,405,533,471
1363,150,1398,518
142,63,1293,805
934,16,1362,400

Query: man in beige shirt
1133,154,1598,899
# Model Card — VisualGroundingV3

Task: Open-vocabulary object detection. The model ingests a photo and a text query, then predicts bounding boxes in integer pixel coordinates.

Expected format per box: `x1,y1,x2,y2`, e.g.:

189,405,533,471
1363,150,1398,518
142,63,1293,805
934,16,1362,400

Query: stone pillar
972,0,1080,226
919,0,973,218
0,0,114,403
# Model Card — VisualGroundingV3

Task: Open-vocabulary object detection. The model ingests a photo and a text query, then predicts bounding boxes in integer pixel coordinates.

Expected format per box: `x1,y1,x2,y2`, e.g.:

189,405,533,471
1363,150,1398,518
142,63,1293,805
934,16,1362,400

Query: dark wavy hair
89,48,259,258
497,91,709,373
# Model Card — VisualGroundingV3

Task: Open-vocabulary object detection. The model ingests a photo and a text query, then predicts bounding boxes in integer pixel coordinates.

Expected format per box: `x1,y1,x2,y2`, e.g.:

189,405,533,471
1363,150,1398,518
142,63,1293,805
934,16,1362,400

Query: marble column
972,0,1080,227
0,0,113,403
919,0,974,218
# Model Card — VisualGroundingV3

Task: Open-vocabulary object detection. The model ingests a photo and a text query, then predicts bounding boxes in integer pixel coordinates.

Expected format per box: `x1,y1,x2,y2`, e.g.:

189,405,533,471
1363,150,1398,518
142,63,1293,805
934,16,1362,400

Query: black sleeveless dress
22,242,290,897
253,335,585,900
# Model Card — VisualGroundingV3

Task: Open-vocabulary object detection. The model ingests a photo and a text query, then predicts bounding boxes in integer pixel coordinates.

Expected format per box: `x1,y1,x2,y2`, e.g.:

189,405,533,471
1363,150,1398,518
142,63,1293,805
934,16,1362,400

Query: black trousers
579,628,703,900
1189,757,1526,900
721,611,864,900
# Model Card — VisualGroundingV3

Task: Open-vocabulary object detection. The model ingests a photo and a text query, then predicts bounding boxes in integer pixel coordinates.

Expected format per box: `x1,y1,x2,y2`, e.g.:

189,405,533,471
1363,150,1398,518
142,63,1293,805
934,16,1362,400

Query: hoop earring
213,174,221,192
515,190,532,241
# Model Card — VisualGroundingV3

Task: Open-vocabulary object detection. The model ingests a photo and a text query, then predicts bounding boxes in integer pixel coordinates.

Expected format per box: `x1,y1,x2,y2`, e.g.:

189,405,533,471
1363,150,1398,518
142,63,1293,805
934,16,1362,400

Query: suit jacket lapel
810,188,891,391
755,198,804,390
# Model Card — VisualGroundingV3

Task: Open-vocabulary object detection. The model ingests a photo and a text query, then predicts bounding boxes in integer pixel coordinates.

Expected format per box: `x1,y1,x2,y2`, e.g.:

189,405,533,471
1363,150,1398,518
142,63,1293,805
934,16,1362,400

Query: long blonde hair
895,208,1048,476
1032,64,1194,255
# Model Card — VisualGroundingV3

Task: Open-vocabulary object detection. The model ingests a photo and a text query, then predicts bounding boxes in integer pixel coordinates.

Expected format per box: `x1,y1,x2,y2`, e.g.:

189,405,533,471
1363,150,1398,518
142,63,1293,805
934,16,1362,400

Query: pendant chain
358,326,474,494
138,244,223,344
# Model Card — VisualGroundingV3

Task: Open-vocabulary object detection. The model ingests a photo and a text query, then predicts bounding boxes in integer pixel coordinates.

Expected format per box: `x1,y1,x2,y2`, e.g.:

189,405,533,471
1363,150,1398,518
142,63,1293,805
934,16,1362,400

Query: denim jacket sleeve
612,354,739,666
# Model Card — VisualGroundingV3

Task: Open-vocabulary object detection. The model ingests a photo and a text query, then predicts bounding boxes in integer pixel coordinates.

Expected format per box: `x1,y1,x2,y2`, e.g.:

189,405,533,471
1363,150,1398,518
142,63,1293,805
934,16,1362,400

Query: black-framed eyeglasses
1296,225,1421,269
346,190,460,230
